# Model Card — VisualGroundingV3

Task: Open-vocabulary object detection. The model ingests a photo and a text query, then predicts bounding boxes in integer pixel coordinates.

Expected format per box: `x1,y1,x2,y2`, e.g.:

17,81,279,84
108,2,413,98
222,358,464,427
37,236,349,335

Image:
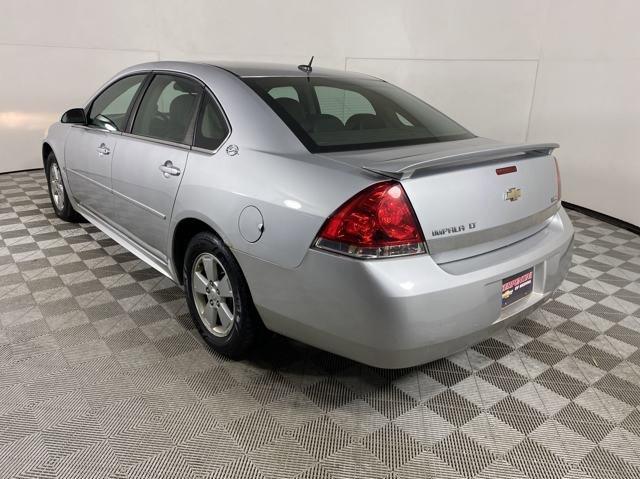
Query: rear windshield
242,76,474,153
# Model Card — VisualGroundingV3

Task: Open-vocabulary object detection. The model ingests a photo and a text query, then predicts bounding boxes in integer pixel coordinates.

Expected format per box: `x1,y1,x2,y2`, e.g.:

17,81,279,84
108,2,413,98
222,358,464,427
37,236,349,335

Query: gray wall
1,0,638,225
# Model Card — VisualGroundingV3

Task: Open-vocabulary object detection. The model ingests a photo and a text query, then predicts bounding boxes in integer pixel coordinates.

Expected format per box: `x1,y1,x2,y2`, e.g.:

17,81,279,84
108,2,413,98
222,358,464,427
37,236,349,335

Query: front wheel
184,231,261,358
45,153,81,222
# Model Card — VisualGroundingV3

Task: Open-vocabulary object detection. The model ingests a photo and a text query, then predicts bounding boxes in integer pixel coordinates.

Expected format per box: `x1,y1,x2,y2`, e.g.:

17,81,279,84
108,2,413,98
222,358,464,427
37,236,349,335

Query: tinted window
132,74,201,144
315,86,375,123
244,76,474,153
194,93,229,151
88,74,146,131
269,86,299,101
396,113,414,126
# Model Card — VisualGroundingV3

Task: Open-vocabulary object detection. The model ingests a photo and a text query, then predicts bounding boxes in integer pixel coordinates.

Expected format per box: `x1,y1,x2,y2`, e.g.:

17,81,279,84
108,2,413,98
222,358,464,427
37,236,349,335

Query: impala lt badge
504,187,522,202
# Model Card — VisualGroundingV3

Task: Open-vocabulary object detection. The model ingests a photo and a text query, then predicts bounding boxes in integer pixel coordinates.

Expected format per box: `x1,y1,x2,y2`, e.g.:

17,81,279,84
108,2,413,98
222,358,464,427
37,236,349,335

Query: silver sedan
43,61,574,368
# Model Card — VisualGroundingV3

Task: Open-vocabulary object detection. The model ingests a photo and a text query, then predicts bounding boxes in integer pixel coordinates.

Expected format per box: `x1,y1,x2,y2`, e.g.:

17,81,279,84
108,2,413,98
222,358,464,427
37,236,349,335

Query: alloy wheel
49,162,65,211
191,253,235,337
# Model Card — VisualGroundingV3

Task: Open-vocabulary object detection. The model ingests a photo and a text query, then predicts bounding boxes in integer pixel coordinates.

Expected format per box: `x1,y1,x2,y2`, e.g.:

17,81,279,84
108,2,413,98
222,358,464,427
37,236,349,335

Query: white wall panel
153,0,408,60
347,58,538,143
540,0,640,60
0,0,158,52
0,45,157,173
152,0,544,61
528,59,640,226
399,0,544,59
0,0,638,224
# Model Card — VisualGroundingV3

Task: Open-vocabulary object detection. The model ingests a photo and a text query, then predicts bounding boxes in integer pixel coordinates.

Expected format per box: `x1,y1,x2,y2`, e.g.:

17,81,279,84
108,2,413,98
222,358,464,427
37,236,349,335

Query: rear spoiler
362,143,559,179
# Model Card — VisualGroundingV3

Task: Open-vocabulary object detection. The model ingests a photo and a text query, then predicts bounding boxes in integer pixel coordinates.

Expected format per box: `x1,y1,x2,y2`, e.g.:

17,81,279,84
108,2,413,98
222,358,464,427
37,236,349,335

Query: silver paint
43,61,574,368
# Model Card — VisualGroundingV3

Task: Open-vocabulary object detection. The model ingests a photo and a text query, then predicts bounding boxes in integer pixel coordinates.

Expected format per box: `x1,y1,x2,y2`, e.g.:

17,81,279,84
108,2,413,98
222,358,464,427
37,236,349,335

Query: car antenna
298,56,314,74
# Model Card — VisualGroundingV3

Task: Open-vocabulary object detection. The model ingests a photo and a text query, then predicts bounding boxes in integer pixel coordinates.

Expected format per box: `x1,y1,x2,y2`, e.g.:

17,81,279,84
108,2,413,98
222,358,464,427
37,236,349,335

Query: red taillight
314,181,426,258
496,165,517,175
554,157,562,202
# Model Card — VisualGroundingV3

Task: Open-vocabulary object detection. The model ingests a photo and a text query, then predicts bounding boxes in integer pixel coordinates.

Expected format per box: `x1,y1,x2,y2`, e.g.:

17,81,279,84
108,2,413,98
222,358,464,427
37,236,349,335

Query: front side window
243,76,474,153
194,93,229,151
132,74,201,144
88,74,146,131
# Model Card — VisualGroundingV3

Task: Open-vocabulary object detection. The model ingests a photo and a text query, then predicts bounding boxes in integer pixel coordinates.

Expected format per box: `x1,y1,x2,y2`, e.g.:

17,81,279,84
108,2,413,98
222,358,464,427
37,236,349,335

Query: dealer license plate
501,267,534,308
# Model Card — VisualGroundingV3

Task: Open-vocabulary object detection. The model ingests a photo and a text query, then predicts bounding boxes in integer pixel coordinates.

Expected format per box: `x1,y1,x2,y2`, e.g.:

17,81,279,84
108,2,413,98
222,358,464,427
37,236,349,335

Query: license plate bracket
501,267,534,308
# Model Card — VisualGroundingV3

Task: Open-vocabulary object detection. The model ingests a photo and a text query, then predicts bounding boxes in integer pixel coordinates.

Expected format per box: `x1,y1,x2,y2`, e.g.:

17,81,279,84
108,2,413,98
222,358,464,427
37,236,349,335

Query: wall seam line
525,59,540,143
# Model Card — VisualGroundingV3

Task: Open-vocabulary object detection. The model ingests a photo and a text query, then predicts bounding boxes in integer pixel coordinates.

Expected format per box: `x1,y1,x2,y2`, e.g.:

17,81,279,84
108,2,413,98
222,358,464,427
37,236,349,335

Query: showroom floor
1,169,640,479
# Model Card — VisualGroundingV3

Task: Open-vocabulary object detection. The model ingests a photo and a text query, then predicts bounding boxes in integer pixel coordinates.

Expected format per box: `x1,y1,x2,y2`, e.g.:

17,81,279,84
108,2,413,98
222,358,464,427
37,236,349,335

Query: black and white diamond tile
1,169,640,478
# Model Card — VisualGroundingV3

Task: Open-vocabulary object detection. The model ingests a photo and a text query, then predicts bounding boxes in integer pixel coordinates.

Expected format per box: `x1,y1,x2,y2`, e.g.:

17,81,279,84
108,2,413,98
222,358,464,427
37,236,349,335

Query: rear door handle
97,143,110,155
159,160,181,177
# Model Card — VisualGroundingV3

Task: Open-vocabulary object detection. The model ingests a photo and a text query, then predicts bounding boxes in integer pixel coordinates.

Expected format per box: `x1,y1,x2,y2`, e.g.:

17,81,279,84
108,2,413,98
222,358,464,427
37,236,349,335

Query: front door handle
159,160,181,178
97,143,110,155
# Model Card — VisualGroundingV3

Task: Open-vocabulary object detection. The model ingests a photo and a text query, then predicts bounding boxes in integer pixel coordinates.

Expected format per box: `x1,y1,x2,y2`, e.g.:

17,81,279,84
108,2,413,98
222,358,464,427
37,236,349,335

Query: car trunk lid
322,138,560,263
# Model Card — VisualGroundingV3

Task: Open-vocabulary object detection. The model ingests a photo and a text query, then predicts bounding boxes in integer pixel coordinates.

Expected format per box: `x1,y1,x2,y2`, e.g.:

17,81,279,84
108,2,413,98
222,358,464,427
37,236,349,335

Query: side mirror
61,108,86,125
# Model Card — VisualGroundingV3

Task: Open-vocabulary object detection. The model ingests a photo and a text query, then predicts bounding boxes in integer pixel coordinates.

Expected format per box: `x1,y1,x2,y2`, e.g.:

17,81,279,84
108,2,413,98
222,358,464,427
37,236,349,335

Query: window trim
191,89,232,154
128,72,204,146
124,73,154,133
119,131,193,151
84,72,152,133
80,69,232,153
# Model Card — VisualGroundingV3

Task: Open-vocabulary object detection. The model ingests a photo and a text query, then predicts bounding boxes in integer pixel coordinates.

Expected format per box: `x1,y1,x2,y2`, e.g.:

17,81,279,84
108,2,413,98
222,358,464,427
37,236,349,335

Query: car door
65,74,148,220
110,73,202,259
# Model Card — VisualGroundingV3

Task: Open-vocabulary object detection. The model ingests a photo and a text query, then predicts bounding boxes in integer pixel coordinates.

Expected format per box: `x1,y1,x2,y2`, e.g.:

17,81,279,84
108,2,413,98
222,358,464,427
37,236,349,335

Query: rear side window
194,93,229,151
132,74,201,144
88,74,146,131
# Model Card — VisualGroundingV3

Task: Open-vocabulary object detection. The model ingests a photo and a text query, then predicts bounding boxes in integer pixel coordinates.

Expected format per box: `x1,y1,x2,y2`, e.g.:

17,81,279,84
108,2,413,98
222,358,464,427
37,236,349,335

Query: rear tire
184,231,261,359
45,152,82,222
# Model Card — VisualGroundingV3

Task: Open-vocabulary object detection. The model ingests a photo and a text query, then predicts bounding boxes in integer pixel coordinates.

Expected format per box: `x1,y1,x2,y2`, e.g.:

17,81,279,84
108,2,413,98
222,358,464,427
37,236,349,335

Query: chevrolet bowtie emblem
504,187,522,202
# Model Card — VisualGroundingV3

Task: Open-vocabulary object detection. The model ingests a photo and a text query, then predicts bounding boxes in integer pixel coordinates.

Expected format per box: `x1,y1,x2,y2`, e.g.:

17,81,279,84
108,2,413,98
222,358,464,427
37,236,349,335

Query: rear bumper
237,207,574,368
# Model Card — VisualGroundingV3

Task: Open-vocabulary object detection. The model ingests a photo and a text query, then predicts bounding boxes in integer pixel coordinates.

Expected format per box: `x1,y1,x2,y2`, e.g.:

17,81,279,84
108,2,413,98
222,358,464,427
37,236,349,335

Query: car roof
119,60,379,81
207,61,378,80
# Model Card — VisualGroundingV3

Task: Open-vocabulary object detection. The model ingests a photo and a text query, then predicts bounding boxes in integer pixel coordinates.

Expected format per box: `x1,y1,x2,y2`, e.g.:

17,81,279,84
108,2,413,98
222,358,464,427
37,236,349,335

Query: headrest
308,114,344,133
345,113,384,130
169,94,196,118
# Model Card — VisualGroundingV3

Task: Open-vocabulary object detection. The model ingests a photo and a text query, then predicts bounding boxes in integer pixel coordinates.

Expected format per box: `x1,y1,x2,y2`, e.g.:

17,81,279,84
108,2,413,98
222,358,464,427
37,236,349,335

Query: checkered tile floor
1,169,640,478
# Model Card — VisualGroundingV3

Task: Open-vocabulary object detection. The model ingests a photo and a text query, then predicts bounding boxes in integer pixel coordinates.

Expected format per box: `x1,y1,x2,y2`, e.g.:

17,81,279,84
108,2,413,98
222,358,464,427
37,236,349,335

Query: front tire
184,231,261,359
45,153,81,222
